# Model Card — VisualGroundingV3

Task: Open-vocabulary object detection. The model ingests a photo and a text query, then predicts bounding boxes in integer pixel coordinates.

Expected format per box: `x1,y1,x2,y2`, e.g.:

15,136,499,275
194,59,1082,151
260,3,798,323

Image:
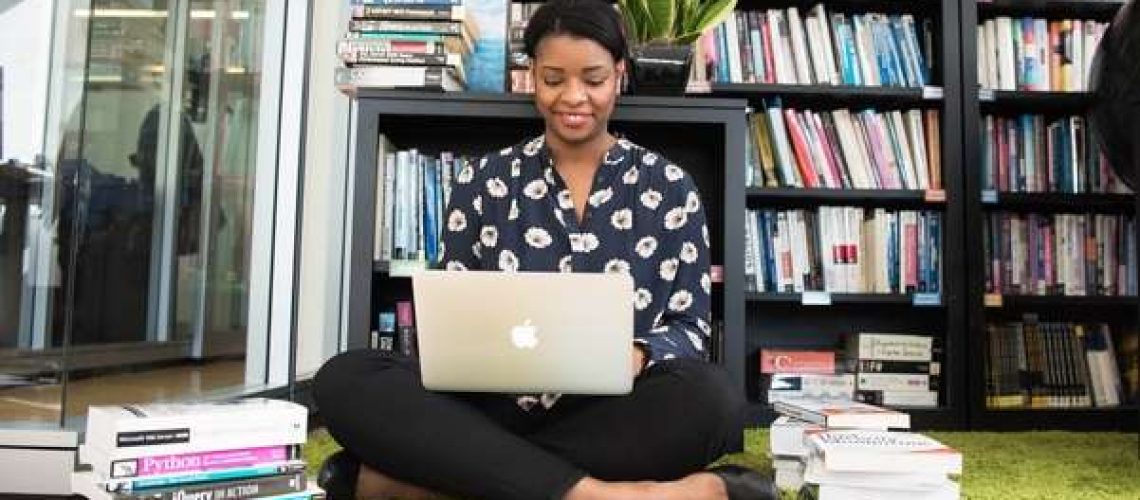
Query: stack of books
799,428,962,499
769,397,910,491
336,0,475,92
848,333,940,408
72,398,320,500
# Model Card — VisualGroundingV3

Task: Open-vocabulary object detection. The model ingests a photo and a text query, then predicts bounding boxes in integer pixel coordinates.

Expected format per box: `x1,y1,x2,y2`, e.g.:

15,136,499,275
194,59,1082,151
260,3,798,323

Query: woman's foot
564,473,726,500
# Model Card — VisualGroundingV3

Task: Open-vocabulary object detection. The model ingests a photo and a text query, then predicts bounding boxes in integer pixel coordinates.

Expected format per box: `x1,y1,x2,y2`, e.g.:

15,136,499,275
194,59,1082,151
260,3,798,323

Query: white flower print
604,258,631,275
473,195,483,216
510,158,522,178
445,261,467,271
618,138,634,150
651,324,669,334
557,189,574,210
663,353,677,360
669,290,694,312
523,137,543,156
498,249,519,272
569,233,599,253
679,241,699,264
686,329,705,351
684,191,701,213
623,166,640,185
642,152,659,166
635,236,658,259
508,199,520,220
553,208,566,226
603,151,624,165
633,288,653,311
525,227,553,249
480,225,499,248
664,206,688,230
456,165,475,184
523,179,548,200
640,190,663,210
701,272,712,295
500,146,514,156
486,177,509,198
659,258,679,281
696,317,712,335
588,187,613,208
544,167,556,186
702,224,710,247
439,241,446,259
558,255,573,273
479,157,488,169
610,209,633,231
447,209,467,232
472,242,482,259
664,164,684,182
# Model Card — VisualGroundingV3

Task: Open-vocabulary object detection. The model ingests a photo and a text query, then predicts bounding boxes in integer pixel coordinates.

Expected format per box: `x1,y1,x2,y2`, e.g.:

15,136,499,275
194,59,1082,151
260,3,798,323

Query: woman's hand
631,345,647,378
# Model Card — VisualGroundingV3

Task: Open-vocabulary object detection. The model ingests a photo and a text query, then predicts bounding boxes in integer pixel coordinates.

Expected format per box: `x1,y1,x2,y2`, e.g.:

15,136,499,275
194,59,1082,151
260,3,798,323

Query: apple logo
510,319,540,349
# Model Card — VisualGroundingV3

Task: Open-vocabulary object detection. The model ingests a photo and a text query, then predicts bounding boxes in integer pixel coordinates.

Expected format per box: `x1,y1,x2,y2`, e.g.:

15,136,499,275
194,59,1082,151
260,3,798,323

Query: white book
857,373,933,392
887,111,916,190
766,104,801,187
984,19,999,89
335,65,465,92
774,398,909,430
790,210,811,292
724,16,743,83
1071,20,1084,91
819,207,837,293
850,333,933,362
768,10,796,84
769,373,856,403
807,430,962,475
82,399,307,465
770,416,825,457
374,134,395,261
832,110,872,189
852,15,879,86
804,456,955,490
812,4,839,85
995,17,1016,90
977,23,990,89
807,478,961,500
906,110,931,190
787,7,816,84
380,152,398,262
861,389,939,408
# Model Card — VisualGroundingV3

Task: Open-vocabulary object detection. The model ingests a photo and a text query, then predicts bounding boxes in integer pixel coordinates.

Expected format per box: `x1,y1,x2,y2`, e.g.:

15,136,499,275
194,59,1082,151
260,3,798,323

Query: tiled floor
0,359,245,425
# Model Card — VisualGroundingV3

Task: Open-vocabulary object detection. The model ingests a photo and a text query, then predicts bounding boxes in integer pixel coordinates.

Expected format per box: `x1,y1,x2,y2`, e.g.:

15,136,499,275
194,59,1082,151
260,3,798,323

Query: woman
314,1,775,498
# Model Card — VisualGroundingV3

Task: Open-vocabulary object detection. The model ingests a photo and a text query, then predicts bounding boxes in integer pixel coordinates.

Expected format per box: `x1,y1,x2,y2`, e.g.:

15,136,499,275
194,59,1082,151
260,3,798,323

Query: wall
0,0,53,162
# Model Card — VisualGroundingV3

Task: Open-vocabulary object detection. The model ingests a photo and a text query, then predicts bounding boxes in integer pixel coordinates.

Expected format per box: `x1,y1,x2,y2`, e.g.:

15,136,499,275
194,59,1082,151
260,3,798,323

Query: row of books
508,1,539,93
744,208,942,294
372,136,470,267
982,212,1138,297
976,17,1108,92
702,7,933,88
72,399,320,499
764,333,941,409
336,0,476,92
372,301,418,356
981,114,1128,194
769,398,961,499
986,316,1127,409
746,104,941,190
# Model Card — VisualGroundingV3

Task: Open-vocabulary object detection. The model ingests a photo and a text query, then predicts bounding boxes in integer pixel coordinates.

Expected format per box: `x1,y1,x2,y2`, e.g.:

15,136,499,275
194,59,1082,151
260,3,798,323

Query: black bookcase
346,91,750,397
698,0,967,429
961,0,1136,430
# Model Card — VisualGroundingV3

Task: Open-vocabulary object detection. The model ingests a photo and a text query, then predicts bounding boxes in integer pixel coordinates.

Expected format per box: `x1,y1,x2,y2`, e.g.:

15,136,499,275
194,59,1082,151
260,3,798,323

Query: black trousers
313,349,746,500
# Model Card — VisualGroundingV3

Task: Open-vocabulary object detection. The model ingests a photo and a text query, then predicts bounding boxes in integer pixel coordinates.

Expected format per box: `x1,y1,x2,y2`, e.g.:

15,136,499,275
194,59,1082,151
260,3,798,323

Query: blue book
833,15,860,85
717,24,731,83
889,16,918,88
759,211,775,291
887,212,899,293
422,157,440,265
901,16,927,87
929,212,941,293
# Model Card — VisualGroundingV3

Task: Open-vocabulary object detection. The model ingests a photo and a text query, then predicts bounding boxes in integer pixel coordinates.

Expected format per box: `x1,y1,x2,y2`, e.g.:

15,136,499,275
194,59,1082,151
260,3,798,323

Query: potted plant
617,0,737,95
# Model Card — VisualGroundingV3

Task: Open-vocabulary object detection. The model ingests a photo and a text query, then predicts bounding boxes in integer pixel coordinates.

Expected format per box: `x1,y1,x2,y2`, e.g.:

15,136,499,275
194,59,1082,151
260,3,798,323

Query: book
760,349,836,375
768,373,855,403
804,457,957,490
72,470,306,500
770,416,824,457
335,65,465,92
101,461,306,493
82,399,306,467
373,311,398,351
396,300,417,357
849,333,933,362
774,398,909,429
95,444,297,480
774,457,807,491
807,430,962,475
799,479,960,500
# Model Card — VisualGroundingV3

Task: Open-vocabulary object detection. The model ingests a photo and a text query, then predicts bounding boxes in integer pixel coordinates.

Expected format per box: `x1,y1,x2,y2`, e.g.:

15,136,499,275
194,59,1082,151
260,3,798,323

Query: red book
760,349,836,374
784,109,820,188
759,11,777,84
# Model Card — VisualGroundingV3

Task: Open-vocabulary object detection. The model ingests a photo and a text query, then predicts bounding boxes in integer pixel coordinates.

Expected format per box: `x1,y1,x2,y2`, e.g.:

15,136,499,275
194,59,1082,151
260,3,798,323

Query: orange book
784,108,821,188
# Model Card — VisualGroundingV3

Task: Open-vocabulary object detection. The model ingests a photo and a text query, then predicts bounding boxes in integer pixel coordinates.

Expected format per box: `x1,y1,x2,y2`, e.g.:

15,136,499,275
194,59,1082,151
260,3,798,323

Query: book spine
143,471,305,500
107,462,304,492
352,5,463,21
396,300,417,357
115,445,293,479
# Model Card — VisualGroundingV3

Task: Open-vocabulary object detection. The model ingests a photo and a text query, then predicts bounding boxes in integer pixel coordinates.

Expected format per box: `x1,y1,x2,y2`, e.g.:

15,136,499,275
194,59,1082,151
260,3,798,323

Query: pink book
134,445,291,477
904,215,919,292
761,349,836,374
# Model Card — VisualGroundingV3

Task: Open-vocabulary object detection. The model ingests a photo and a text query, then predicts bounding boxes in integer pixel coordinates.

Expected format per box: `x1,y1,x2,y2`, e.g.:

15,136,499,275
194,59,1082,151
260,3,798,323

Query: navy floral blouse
438,134,713,372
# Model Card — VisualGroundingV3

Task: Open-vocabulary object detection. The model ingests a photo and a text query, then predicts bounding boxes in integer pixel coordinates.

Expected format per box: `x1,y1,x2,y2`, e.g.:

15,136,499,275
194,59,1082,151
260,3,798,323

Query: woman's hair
523,0,628,63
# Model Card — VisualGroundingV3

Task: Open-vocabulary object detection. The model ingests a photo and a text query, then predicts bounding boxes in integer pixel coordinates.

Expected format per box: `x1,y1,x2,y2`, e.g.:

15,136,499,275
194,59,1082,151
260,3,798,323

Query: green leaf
685,0,737,36
643,0,677,41
616,1,642,44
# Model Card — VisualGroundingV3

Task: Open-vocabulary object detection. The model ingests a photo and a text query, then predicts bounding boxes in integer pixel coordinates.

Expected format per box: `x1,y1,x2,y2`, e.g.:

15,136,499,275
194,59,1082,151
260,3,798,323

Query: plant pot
629,43,693,96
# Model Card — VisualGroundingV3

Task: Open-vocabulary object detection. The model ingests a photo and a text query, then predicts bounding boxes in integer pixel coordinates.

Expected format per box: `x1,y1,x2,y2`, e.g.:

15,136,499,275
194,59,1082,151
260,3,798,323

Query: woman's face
532,33,624,147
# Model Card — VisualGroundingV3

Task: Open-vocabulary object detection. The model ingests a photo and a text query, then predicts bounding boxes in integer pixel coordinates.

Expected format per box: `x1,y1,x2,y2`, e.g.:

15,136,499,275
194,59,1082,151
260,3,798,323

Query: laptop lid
411,270,634,395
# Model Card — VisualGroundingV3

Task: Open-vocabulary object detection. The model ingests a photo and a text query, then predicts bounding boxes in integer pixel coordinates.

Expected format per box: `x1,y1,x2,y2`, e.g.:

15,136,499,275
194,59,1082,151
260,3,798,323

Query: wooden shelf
746,292,943,306
747,188,947,208
708,83,941,108
982,192,1135,213
977,0,1125,19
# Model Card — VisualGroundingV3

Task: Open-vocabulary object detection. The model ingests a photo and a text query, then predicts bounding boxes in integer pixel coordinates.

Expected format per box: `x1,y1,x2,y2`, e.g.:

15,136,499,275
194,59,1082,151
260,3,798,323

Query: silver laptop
411,270,634,394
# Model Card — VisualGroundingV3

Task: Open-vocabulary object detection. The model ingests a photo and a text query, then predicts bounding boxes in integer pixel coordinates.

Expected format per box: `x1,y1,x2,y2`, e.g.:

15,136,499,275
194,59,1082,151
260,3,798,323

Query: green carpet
306,428,1140,499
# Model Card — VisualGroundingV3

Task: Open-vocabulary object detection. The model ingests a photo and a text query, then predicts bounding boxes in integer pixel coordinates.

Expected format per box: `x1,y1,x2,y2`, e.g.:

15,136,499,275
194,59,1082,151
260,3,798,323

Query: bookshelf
704,0,966,429
346,90,750,398
961,0,1136,430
